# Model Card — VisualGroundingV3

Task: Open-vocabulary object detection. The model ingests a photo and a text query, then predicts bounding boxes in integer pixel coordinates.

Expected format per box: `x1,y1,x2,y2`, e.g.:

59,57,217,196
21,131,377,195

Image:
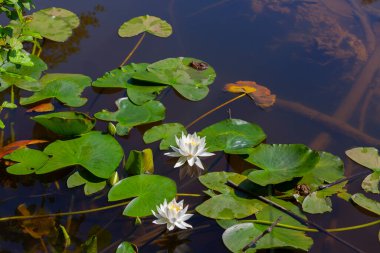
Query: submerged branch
242,216,282,252
276,98,380,146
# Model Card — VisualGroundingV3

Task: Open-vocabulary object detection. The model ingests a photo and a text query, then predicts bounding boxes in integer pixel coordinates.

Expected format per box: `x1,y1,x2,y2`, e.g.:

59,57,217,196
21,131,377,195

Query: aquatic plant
0,1,379,253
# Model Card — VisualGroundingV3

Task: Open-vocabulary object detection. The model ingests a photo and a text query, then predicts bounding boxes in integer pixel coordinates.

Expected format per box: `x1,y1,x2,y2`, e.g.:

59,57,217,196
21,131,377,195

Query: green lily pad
118,15,172,38
37,131,124,179
67,171,107,196
116,242,137,253
198,171,250,194
108,174,177,217
20,73,92,107
125,149,154,176
198,119,266,154
132,57,216,101
32,111,95,136
362,172,380,194
196,194,265,220
300,151,344,187
351,193,380,215
95,97,166,136
0,55,47,92
246,144,320,186
143,123,186,150
4,148,49,175
346,147,380,171
28,7,80,42
222,222,313,253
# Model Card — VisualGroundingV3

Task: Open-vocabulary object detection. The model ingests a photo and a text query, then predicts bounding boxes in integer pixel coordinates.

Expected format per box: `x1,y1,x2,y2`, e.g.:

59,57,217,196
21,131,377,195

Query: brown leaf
17,204,56,239
224,81,276,109
0,140,48,159
26,103,55,112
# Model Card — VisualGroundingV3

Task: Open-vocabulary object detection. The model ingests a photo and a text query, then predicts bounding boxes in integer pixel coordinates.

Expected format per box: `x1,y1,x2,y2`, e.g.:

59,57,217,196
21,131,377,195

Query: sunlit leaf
92,63,167,105
67,171,107,196
125,149,154,175
351,193,380,215
28,7,80,42
37,131,124,179
0,55,47,92
26,102,55,112
108,174,177,217
198,119,266,154
362,172,380,194
20,73,92,107
118,15,172,38
143,123,186,150
198,171,250,194
224,81,276,109
116,242,137,253
346,147,380,171
95,97,165,136
196,194,265,219
246,144,319,186
4,148,48,175
32,111,96,136
132,57,216,101
0,139,47,158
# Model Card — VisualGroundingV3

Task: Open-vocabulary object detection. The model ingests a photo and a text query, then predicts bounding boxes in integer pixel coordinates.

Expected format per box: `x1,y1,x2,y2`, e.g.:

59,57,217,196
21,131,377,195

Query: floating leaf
125,149,154,175
300,151,344,187
95,97,165,136
93,63,167,105
20,73,92,107
32,111,96,136
351,193,380,215
346,147,380,171
196,194,265,219
26,103,55,112
0,139,47,159
4,148,48,175
37,131,123,179
222,222,313,253
198,172,250,194
225,81,276,109
143,123,186,150
198,119,266,154
116,242,137,253
0,55,47,92
67,171,107,196
108,174,177,217
83,235,98,253
362,172,380,194
132,57,216,101
246,144,319,186
28,7,80,42
118,15,172,38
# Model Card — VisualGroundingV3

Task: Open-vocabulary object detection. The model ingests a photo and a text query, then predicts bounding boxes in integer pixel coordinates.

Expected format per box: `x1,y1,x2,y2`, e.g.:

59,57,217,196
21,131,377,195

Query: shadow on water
1,0,380,252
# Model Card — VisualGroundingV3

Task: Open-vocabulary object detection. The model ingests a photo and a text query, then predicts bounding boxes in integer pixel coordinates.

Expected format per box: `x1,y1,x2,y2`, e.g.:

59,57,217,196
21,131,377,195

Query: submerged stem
243,219,380,233
186,93,246,129
0,193,200,222
120,32,146,67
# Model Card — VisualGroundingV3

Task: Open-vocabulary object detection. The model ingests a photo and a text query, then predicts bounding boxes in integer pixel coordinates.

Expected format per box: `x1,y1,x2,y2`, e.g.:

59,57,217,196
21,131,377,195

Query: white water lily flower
165,132,214,170
152,198,193,231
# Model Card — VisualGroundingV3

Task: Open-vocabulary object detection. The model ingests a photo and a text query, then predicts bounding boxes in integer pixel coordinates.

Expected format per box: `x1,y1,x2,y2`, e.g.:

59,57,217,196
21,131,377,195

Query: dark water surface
1,0,380,252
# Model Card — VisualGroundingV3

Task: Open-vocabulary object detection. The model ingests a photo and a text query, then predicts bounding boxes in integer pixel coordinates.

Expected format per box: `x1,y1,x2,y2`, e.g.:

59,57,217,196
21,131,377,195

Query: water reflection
40,5,105,68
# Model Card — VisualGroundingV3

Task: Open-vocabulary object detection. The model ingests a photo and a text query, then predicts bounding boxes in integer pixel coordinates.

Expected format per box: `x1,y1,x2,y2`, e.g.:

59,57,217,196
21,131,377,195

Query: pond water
1,0,380,252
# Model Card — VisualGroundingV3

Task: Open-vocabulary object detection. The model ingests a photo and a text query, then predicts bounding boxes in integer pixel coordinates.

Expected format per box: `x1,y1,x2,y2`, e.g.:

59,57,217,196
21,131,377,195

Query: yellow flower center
168,202,182,212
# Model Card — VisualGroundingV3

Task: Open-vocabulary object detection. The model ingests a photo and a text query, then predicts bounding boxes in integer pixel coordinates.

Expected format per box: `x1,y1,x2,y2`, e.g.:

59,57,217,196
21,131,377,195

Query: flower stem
243,219,380,233
119,32,146,67
186,93,246,129
176,193,202,197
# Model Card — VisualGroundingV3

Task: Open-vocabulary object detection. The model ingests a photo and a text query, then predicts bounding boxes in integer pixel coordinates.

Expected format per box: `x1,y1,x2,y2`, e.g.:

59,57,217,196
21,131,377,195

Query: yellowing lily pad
118,15,172,38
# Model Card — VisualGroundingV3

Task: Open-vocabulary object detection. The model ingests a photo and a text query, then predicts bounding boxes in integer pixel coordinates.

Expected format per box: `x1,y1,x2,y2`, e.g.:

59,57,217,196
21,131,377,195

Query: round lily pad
118,15,172,38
